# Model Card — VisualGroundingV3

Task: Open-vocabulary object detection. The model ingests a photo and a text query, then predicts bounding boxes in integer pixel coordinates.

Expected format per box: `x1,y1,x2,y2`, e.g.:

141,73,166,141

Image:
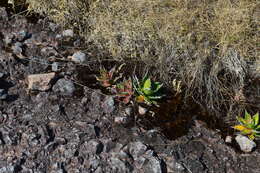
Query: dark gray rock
3,34,14,45
70,51,87,63
17,30,29,41
128,141,147,160
51,62,59,72
41,46,58,57
0,8,8,20
114,116,132,125
12,42,23,55
53,79,75,96
0,89,7,100
184,158,205,173
88,140,104,155
0,165,15,173
73,39,81,47
62,29,74,37
0,72,4,78
143,156,163,173
109,157,133,173
49,23,58,32
102,96,115,114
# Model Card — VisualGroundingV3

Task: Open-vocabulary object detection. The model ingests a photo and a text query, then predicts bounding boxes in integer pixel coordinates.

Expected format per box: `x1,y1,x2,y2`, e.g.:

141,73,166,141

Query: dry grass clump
26,0,258,59
26,0,259,115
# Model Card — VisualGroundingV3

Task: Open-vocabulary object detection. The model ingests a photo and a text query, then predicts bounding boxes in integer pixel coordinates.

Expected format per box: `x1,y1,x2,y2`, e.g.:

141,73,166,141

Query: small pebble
52,78,75,96
49,22,58,32
17,30,28,41
51,62,59,72
0,72,4,78
62,29,74,37
225,136,232,143
70,51,87,63
138,106,147,115
0,89,7,100
12,42,23,55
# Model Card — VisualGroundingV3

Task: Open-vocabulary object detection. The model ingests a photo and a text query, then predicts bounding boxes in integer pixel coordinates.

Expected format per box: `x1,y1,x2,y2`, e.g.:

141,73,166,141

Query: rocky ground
0,7,260,173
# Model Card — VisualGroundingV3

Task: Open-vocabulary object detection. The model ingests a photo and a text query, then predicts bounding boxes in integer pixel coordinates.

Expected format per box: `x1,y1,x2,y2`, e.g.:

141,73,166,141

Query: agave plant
133,73,164,106
112,78,134,104
96,64,125,87
233,111,260,140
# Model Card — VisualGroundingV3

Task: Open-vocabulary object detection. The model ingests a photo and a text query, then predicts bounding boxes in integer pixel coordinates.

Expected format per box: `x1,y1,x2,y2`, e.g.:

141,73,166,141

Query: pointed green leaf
154,83,163,93
237,116,247,125
143,79,153,95
255,125,260,131
255,134,260,138
253,112,259,126
245,110,252,123
143,78,152,90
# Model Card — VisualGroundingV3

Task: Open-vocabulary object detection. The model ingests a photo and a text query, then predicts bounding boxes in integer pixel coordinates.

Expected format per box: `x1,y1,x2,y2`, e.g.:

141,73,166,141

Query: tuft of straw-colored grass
26,0,259,115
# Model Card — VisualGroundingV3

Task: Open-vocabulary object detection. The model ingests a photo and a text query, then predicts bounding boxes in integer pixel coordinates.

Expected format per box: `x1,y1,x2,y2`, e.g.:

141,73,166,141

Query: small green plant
233,111,260,140
112,78,133,104
133,73,164,106
96,64,125,87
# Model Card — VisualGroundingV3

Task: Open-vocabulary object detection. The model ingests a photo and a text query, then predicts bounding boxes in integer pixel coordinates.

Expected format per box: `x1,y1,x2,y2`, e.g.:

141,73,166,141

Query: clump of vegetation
112,78,134,104
233,111,260,140
133,73,164,106
26,0,259,116
96,64,124,87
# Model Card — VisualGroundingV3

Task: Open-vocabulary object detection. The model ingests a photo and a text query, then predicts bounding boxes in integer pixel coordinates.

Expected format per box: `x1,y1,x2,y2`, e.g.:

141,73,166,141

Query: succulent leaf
233,125,248,131
237,116,247,125
234,111,260,140
245,110,252,123
253,112,259,126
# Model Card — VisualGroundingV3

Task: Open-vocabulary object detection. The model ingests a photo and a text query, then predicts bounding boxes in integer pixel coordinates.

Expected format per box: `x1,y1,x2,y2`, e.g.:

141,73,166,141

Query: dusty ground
0,7,260,173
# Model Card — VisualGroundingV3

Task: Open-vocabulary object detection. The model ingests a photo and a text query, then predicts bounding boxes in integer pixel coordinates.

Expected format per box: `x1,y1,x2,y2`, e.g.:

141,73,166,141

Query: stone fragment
114,116,131,125
62,29,74,37
3,34,14,45
49,22,58,32
27,72,56,91
0,7,8,20
138,106,147,115
128,141,147,160
235,135,256,153
41,46,58,57
225,136,232,143
12,42,23,55
110,157,133,173
88,140,104,155
17,30,29,41
52,78,75,96
0,89,7,100
51,62,59,72
69,51,87,63
143,157,163,173
0,72,4,78
102,96,115,114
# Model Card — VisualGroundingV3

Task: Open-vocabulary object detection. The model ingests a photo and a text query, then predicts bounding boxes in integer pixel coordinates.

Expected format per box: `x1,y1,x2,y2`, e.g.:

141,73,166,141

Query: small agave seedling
96,64,125,87
133,73,164,106
233,111,260,140
113,78,134,104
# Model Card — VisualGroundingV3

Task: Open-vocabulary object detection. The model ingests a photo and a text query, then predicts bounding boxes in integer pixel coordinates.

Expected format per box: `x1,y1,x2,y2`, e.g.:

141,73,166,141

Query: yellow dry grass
24,0,259,114
25,0,258,60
